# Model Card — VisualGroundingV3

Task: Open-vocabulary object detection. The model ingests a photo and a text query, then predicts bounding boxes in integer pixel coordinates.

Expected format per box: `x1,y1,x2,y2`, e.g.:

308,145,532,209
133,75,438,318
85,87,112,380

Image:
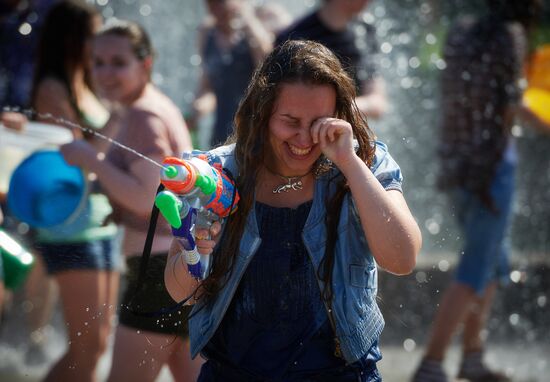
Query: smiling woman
91,23,154,105
164,40,422,381
265,83,334,180
60,20,200,382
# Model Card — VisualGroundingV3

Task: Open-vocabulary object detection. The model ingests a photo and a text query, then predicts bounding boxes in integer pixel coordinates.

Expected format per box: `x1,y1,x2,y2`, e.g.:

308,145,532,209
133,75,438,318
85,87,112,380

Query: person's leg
413,189,502,382
99,270,119,341
23,255,59,365
421,187,496,363
44,270,112,382
167,338,204,382
107,325,175,382
458,282,511,382
457,283,509,380
462,282,497,353
24,255,58,337
423,282,476,361
99,238,121,343
456,161,515,381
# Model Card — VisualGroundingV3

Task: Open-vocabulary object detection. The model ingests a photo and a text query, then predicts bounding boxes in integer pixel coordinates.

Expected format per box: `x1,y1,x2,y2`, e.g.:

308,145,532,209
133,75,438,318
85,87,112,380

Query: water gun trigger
155,191,183,229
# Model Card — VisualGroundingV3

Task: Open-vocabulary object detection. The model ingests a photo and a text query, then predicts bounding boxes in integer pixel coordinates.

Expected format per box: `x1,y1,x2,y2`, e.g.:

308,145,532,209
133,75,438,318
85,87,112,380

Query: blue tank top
203,200,384,379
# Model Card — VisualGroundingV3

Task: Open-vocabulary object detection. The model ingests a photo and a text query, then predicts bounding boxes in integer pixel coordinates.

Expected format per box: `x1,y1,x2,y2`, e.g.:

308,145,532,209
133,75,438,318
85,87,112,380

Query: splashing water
2,106,165,170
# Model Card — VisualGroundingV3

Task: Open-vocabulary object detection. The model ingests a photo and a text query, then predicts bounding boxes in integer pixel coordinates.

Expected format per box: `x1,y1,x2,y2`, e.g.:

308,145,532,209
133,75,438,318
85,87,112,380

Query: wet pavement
376,251,550,382
378,342,550,382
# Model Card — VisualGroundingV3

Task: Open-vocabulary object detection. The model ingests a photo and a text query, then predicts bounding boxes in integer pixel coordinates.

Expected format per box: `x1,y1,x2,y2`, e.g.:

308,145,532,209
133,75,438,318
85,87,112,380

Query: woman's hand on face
310,117,356,168
60,140,100,169
195,221,222,255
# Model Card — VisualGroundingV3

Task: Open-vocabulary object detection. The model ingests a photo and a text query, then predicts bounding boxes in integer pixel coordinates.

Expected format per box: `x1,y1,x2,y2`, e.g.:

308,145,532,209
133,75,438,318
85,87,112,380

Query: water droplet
438,260,450,272
18,22,32,36
425,33,437,45
381,42,393,54
415,271,427,283
190,54,201,66
408,57,421,69
403,338,416,352
435,59,447,70
510,271,522,283
424,218,440,235
139,4,152,16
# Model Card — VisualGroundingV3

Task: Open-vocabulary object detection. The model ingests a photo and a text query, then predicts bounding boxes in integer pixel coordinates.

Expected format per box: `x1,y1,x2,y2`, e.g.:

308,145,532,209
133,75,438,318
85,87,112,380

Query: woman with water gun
61,20,201,382
163,40,422,381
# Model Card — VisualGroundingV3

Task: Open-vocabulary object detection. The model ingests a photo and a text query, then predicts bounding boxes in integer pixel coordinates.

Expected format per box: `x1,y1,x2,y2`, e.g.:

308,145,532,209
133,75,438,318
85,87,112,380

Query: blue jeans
450,158,516,294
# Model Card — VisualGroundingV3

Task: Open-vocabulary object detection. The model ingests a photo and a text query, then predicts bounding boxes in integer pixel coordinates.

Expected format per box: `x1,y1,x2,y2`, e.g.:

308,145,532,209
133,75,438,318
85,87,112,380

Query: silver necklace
272,173,309,194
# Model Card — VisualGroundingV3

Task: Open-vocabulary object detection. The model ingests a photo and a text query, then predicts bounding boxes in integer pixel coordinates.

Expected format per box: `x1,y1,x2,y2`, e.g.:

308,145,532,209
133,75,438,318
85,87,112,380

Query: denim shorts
449,158,516,294
36,238,121,275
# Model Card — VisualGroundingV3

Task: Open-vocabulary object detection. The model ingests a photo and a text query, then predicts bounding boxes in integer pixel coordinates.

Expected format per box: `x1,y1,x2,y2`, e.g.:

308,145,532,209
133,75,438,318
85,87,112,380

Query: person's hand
195,221,222,255
60,139,100,169
0,111,27,131
310,117,356,168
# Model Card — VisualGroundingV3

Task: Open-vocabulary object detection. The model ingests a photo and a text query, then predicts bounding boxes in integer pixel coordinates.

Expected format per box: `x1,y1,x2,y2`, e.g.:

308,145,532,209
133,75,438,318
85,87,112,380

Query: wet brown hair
199,40,376,303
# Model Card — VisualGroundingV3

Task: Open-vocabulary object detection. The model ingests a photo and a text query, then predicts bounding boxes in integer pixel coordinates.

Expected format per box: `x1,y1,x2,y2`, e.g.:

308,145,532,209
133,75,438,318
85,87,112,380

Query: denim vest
188,141,403,364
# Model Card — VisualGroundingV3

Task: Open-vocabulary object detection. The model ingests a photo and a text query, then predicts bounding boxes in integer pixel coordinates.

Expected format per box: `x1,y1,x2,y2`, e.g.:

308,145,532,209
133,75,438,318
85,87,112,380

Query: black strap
127,182,195,317
134,183,165,294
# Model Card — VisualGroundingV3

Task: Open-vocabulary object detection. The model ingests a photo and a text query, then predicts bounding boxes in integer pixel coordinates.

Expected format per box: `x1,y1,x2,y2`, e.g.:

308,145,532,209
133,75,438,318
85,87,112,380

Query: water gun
155,153,239,279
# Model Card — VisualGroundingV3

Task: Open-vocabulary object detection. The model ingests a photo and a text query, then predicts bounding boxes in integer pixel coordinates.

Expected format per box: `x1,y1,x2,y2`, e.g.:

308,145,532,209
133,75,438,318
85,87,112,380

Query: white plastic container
0,122,73,193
